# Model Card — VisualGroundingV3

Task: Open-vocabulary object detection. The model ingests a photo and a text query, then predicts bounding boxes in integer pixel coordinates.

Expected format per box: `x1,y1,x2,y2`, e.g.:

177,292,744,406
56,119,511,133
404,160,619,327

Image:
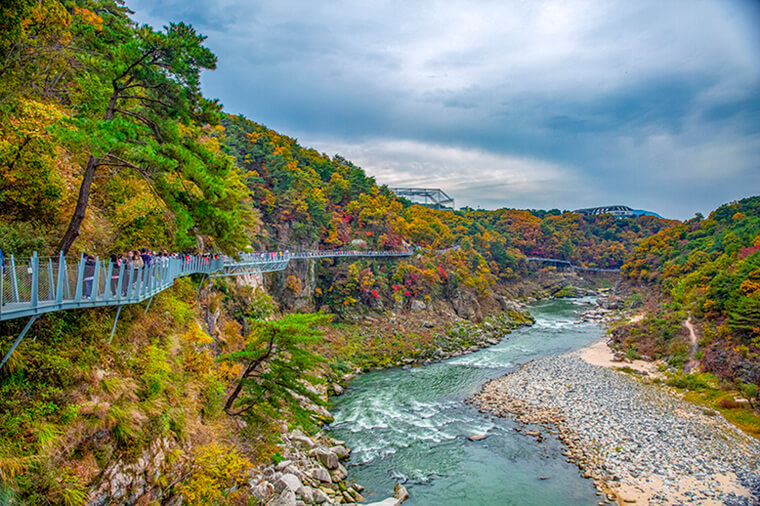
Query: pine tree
221,313,331,421
57,2,250,253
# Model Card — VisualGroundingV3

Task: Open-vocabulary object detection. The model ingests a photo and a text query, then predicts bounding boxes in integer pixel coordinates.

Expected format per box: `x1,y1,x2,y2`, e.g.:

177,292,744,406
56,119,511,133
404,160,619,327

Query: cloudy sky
128,0,760,219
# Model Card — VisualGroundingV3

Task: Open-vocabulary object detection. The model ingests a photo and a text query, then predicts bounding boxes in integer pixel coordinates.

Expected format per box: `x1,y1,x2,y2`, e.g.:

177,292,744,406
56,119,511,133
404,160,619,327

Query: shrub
174,443,252,504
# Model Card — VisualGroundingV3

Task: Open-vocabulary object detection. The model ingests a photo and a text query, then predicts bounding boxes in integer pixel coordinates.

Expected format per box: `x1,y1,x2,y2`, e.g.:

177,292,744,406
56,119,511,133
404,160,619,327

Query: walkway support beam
109,305,123,344
0,315,40,370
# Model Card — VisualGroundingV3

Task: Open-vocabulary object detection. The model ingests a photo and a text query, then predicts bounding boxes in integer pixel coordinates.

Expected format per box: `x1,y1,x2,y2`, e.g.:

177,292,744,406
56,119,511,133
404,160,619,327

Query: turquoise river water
327,298,605,505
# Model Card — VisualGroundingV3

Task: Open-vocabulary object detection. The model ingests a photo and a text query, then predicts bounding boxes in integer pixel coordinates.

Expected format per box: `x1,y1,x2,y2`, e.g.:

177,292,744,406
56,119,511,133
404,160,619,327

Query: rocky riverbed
250,428,408,505
470,351,760,505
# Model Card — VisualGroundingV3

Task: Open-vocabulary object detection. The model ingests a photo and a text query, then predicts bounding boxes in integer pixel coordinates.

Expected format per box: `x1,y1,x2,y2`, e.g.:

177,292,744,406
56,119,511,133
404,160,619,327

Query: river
327,298,605,505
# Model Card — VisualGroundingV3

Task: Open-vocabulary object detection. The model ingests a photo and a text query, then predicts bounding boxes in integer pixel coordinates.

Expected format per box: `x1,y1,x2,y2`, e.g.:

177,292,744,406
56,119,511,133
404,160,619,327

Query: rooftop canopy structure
390,187,455,210
573,205,634,217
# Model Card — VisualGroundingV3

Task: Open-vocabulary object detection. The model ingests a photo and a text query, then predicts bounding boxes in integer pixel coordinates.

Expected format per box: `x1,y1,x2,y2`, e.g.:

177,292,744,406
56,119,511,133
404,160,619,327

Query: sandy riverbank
579,340,663,378
470,350,760,505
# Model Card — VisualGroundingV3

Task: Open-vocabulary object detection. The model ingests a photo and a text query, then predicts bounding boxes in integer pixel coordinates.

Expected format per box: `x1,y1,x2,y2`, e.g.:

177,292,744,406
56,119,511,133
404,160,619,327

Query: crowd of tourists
81,249,222,297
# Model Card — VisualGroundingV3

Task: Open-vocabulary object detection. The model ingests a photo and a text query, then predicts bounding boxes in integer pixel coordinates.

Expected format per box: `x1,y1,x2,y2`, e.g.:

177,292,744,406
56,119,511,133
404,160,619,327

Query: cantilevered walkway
0,246,605,368
526,256,621,273
0,249,415,323
0,248,416,368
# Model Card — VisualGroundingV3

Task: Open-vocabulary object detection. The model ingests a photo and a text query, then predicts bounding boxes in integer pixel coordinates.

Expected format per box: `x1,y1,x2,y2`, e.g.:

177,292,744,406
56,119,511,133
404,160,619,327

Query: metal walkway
526,256,621,273
211,249,414,278
0,249,415,322
0,248,414,368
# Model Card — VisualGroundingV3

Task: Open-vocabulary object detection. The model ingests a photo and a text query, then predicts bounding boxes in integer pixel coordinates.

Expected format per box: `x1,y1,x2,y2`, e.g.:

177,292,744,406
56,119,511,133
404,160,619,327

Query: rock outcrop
249,429,367,505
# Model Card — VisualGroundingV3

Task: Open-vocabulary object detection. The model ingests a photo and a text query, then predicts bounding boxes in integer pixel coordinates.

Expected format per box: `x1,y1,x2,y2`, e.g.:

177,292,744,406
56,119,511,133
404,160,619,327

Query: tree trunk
57,91,119,254
58,154,99,255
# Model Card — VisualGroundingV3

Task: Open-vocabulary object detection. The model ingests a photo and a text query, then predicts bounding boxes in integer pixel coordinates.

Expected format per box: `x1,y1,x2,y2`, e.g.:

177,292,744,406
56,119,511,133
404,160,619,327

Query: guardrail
0,247,424,368
1,252,223,322
526,256,621,273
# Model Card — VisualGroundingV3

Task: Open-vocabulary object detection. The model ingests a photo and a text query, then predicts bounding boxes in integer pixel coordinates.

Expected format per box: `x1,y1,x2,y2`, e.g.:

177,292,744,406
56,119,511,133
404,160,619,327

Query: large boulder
289,430,316,450
363,484,410,506
330,445,350,459
311,466,332,483
275,473,304,495
311,448,339,470
394,484,409,502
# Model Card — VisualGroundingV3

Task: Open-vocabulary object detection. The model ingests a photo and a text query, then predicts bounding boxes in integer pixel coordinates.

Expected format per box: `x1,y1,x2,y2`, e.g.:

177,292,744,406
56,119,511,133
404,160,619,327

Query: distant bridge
390,188,454,210
526,256,621,273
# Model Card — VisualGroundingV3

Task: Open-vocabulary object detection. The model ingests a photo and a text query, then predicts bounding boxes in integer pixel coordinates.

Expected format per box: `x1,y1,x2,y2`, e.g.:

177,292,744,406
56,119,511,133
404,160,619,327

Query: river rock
468,434,488,441
332,383,344,395
311,466,332,483
312,488,329,503
251,481,276,503
330,445,350,458
312,448,339,470
394,484,409,502
275,473,304,495
364,484,410,506
299,485,314,503
270,489,297,506
289,429,317,450
331,463,348,481
276,460,294,472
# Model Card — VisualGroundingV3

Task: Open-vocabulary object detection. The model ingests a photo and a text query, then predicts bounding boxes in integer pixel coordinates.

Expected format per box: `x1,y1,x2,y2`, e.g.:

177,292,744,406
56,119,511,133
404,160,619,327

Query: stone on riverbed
311,448,339,470
363,483,410,506
275,473,303,495
330,445,350,458
470,352,760,504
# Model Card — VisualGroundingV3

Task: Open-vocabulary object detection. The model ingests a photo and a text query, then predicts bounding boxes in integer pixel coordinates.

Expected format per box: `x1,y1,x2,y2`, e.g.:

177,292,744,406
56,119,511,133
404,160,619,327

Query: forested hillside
619,197,760,390
213,114,678,315
0,1,684,503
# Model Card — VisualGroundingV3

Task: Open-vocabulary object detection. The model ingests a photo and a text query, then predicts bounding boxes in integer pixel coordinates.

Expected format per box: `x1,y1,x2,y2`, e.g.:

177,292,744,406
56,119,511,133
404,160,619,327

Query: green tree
58,5,246,253
221,313,330,421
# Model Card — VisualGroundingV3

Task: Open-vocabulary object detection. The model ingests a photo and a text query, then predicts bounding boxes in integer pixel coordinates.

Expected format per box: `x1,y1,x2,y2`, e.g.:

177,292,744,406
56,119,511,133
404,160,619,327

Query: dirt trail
683,317,699,373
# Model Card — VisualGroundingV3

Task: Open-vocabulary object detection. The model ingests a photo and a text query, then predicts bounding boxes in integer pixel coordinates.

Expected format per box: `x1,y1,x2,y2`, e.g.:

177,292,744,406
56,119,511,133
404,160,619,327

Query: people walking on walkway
83,254,96,298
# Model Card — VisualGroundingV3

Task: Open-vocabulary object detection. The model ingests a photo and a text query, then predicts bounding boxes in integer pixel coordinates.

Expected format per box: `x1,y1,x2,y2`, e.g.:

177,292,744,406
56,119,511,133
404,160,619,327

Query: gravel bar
470,351,760,505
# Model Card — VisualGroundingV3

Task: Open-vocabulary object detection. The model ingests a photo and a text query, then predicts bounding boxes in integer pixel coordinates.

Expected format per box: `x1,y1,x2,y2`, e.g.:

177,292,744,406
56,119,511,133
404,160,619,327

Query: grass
662,372,760,438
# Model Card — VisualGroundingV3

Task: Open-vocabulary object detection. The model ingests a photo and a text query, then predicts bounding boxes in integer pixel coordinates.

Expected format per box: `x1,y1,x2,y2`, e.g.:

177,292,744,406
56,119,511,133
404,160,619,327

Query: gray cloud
129,0,760,219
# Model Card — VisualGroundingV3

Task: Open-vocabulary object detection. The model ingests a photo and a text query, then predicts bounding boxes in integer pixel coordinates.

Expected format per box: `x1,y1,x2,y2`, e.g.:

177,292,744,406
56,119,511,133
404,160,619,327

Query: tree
57,6,241,253
221,313,330,421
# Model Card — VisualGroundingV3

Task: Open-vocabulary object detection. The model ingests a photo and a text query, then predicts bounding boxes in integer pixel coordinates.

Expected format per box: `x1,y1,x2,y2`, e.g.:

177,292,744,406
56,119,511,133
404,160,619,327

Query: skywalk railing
210,249,416,278
0,246,439,368
0,252,224,322
526,256,621,273
0,248,423,321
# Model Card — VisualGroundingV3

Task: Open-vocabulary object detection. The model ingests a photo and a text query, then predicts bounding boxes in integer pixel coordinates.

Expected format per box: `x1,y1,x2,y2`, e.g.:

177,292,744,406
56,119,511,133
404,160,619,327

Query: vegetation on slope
1,0,254,257
221,114,677,316
0,0,692,502
619,196,760,397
